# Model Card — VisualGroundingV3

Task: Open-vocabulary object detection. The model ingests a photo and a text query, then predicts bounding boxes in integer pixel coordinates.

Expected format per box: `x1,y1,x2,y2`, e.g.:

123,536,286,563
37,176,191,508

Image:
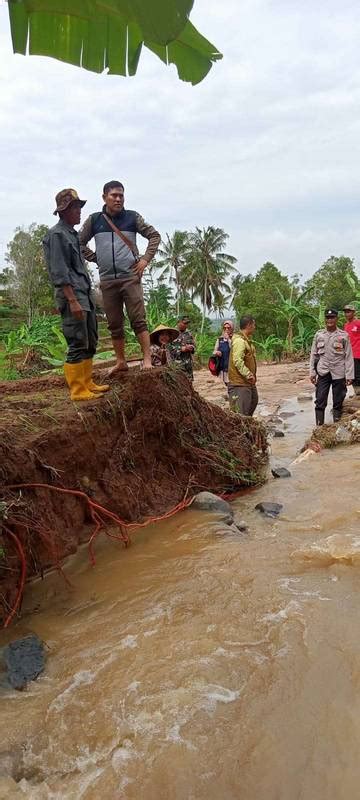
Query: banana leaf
7,0,222,84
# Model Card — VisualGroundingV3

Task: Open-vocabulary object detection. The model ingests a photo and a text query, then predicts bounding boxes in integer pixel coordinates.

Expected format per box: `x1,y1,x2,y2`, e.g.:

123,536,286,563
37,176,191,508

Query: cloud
0,0,360,280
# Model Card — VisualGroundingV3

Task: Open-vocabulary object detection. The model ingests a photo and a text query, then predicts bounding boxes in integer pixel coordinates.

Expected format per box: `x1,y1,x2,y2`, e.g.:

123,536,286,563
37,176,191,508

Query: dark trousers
61,304,98,364
228,385,259,416
315,372,347,419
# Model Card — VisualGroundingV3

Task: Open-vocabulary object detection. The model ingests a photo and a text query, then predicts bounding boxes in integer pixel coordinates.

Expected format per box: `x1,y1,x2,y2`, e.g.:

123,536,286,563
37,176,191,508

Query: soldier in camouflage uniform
171,316,196,380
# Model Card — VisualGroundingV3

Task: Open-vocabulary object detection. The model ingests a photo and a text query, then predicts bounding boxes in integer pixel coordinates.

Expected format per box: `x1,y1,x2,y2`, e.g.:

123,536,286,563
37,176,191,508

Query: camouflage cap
53,188,86,216
343,303,356,311
178,315,190,323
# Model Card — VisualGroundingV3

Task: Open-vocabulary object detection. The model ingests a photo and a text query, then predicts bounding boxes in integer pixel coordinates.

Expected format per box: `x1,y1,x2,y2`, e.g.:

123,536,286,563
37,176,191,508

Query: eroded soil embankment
0,368,267,623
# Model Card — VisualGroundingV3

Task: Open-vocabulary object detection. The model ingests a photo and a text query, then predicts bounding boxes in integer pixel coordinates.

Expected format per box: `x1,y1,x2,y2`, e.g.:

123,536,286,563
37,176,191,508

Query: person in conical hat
150,324,179,367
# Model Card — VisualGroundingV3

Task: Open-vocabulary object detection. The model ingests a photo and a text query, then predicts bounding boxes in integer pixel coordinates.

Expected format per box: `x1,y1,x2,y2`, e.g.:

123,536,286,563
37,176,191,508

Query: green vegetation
7,1,222,85
1,220,359,379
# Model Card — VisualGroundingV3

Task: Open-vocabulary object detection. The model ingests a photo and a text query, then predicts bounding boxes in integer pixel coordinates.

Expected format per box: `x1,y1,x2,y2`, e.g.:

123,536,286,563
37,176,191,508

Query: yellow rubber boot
83,358,110,393
64,362,98,401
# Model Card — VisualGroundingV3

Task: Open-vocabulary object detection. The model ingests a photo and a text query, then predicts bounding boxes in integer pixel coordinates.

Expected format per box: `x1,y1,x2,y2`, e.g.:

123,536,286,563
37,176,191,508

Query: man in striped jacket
79,180,160,374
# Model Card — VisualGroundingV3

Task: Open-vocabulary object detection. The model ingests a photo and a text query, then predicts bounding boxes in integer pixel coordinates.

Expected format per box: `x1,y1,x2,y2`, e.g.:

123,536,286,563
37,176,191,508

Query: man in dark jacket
79,180,161,374
43,188,109,401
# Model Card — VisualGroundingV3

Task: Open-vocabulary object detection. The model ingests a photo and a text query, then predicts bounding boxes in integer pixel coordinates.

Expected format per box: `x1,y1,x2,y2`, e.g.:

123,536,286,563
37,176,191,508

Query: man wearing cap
171,316,196,380
309,308,354,425
343,303,360,396
43,189,109,401
79,180,160,374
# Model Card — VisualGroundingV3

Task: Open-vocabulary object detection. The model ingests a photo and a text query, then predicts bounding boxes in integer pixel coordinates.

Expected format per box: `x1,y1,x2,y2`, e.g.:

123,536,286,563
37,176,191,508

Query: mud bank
0,368,267,624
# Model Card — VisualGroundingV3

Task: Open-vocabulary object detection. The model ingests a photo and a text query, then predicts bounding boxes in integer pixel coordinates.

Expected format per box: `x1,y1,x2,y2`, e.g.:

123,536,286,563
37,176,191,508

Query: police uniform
309,308,354,425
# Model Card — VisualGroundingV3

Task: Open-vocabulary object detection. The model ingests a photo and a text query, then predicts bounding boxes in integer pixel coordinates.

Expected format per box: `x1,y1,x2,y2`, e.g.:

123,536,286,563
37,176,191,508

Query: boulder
274,430,285,438
334,426,352,443
3,634,45,690
271,467,291,479
255,501,283,518
191,492,234,519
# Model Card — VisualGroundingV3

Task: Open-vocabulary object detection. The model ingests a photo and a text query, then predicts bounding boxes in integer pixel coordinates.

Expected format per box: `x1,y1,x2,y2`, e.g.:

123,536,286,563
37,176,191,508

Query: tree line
1,223,359,361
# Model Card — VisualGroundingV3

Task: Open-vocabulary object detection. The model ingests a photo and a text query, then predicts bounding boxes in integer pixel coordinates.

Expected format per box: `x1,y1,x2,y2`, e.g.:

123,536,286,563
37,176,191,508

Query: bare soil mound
0,368,267,624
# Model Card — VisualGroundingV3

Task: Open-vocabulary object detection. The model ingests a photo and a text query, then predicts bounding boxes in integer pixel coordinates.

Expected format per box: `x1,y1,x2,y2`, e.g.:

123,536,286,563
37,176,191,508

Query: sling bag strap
102,213,139,261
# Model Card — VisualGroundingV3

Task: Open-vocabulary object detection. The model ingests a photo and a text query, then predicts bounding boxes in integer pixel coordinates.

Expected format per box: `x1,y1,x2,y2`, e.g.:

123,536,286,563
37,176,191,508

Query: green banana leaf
8,0,222,84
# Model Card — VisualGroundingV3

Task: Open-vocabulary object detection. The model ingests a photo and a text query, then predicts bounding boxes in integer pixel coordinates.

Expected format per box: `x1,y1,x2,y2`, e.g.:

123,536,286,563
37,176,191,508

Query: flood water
1,395,360,799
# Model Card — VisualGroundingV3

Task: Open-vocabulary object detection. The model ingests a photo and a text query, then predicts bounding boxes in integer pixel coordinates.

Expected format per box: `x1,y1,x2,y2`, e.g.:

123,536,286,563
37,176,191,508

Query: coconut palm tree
183,227,237,332
156,231,190,316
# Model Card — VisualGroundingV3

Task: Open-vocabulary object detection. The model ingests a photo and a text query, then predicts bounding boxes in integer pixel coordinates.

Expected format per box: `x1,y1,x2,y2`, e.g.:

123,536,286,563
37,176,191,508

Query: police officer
43,189,109,401
309,308,354,425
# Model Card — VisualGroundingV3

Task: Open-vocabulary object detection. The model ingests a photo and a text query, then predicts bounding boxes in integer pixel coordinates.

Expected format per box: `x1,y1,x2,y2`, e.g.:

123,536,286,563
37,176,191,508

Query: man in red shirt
344,303,360,395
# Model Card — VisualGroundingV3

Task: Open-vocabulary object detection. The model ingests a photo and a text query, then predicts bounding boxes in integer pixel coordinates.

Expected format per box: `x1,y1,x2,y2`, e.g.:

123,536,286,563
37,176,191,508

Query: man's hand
181,345,194,353
69,299,85,320
215,350,222,357
248,373,256,385
310,375,317,385
346,379,353,386
133,258,148,278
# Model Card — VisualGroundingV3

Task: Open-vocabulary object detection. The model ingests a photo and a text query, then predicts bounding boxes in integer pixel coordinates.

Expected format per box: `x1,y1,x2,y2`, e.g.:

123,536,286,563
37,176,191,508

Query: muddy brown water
1,395,360,799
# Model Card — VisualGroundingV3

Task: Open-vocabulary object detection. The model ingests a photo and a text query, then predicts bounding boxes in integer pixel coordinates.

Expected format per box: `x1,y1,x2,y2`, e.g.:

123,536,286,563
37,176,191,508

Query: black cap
325,308,338,318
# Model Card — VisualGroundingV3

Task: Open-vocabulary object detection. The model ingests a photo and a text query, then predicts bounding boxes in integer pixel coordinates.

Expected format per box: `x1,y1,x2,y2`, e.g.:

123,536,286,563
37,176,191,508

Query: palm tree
183,227,237,332
155,231,191,316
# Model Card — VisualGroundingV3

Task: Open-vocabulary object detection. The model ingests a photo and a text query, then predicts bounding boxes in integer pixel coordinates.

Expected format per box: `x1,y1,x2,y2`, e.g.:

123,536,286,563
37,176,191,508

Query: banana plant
345,273,360,312
7,0,222,85
275,286,315,353
254,335,285,362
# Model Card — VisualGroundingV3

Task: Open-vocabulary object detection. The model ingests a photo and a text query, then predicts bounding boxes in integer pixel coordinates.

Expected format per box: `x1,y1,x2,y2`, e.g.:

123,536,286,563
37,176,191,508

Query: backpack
208,355,221,376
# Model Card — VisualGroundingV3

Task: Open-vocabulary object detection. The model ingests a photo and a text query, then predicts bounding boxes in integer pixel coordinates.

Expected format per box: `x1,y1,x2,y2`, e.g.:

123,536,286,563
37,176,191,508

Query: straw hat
150,324,179,345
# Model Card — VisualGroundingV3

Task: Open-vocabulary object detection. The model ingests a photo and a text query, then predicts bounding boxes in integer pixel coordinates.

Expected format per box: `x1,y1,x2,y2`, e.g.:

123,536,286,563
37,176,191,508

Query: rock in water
255,502,283,518
274,430,285,438
4,634,45,690
297,393,313,402
335,426,352,443
271,467,291,479
191,492,234,519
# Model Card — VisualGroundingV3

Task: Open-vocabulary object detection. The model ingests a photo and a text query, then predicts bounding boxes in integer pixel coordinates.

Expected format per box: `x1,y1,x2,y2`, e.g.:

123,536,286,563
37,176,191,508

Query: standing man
171,315,196,380
310,308,353,425
79,180,160,374
343,303,360,396
43,189,109,401
227,316,258,416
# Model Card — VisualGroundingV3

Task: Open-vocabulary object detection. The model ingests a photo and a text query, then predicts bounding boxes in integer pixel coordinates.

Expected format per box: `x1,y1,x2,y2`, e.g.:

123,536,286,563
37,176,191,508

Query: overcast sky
1,0,360,281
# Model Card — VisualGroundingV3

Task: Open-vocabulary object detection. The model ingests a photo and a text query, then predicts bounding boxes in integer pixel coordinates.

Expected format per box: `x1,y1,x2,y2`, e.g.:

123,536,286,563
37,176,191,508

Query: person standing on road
343,303,360,396
227,316,258,416
171,316,196,380
79,180,161,375
213,320,234,385
310,308,354,425
43,189,109,401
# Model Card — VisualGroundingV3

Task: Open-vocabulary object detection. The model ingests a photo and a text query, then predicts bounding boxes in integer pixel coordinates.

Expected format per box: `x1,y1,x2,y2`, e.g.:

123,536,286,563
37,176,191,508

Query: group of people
310,305,360,425
211,304,360,425
211,316,258,416
149,320,195,378
43,182,162,400
43,183,197,400
43,184,360,425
